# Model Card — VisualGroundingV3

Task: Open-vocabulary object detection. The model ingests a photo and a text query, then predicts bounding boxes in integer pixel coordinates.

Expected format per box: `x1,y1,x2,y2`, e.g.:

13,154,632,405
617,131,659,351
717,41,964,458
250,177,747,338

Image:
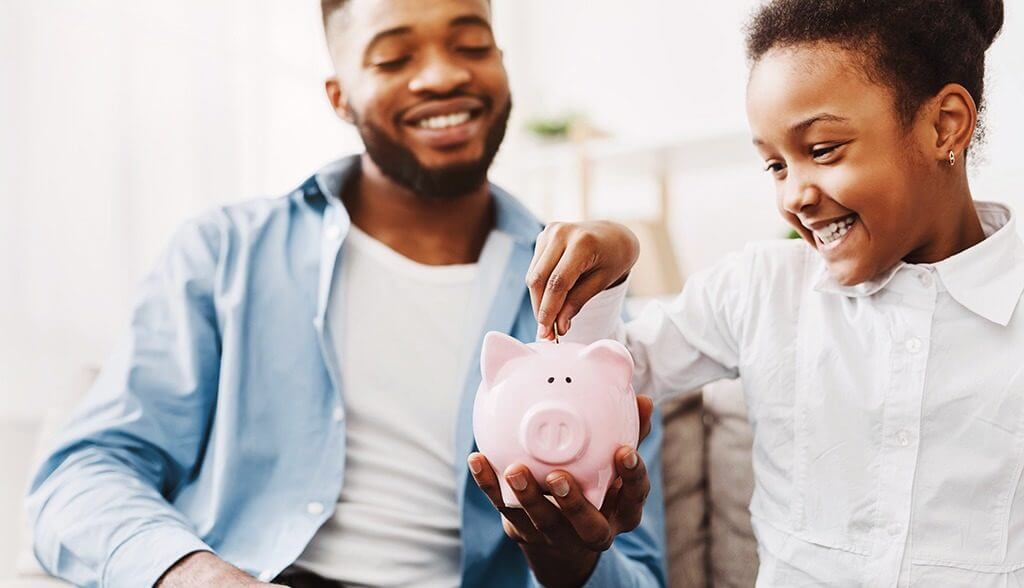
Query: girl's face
747,43,940,286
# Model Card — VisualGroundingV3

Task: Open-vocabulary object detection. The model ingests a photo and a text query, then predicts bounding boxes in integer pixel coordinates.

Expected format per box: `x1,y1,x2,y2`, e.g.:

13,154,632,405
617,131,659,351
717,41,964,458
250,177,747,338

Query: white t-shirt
586,202,1024,587
295,225,511,586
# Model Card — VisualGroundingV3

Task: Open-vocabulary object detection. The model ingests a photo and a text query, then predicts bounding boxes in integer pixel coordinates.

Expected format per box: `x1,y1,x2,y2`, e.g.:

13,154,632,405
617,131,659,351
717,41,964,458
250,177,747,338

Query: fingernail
549,476,569,497
468,456,483,475
507,471,527,491
624,449,639,469
536,324,545,340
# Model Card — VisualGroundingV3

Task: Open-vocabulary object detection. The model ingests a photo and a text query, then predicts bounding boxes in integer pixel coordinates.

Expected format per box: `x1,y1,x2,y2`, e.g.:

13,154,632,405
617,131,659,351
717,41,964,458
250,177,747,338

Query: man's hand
526,221,639,341
156,551,288,587
468,396,655,587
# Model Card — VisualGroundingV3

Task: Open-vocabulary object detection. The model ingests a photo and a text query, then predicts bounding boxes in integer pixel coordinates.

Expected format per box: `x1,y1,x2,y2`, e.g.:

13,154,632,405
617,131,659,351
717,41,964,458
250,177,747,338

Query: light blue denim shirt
26,155,667,588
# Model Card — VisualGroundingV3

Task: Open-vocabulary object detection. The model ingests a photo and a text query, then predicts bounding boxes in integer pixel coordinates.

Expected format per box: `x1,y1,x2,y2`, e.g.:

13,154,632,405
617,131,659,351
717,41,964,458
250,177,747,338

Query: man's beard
354,98,512,200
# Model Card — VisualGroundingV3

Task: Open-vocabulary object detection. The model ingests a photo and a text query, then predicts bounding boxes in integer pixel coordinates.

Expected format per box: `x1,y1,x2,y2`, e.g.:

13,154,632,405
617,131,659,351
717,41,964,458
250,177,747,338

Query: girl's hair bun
958,0,1004,47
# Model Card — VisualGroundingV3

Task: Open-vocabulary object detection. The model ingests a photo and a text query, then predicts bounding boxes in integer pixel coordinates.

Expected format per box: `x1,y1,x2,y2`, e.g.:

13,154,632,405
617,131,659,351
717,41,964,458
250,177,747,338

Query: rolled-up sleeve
26,215,224,588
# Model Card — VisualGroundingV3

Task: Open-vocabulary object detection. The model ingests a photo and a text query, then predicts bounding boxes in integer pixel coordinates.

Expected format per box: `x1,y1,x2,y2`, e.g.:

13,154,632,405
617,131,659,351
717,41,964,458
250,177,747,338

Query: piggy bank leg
584,470,616,510
584,485,607,511
499,478,523,508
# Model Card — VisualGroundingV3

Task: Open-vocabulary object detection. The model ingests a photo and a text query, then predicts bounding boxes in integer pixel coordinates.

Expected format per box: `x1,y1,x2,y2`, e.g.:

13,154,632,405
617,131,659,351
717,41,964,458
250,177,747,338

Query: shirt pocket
788,301,892,555
910,364,1024,566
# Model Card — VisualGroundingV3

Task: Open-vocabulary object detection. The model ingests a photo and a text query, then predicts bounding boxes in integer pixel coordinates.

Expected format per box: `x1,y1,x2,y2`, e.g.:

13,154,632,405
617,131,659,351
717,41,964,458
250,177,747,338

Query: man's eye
373,56,410,70
459,45,492,56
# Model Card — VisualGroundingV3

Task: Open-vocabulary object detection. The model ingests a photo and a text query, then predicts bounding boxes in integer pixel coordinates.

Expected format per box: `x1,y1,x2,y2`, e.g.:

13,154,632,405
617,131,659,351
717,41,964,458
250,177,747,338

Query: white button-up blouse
585,201,1024,586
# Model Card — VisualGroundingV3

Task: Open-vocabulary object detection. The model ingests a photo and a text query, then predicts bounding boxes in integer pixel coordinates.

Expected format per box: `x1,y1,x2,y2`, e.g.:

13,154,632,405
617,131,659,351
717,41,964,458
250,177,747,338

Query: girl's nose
781,178,822,215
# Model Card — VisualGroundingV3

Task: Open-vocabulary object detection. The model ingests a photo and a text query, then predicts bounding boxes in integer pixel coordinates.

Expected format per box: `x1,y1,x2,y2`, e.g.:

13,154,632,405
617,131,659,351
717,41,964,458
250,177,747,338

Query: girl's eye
811,144,843,161
459,46,492,56
764,161,786,174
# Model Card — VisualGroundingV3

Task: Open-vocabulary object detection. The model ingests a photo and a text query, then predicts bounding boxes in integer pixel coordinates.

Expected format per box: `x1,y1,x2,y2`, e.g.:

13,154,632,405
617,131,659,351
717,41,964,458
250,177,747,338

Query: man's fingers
502,515,535,544
636,395,654,443
504,464,571,541
468,454,544,543
612,446,650,532
468,453,506,505
546,471,615,551
599,477,624,521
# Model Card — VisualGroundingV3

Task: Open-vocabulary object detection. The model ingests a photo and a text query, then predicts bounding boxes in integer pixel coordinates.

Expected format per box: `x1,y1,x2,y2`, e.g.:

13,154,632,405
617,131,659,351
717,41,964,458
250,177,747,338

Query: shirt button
324,225,342,241
905,337,922,353
896,430,911,447
332,407,344,422
918,272,932,287
307,501,325,516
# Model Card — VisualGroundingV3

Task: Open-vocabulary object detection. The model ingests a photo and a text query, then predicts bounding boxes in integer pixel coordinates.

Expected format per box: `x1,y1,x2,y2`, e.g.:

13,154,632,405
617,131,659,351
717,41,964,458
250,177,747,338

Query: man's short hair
321,0,492,31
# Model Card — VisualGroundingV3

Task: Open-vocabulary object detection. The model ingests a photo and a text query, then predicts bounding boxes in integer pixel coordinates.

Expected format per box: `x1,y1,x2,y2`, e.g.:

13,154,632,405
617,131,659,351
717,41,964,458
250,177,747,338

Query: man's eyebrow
450,15,493,31
364,26,413,55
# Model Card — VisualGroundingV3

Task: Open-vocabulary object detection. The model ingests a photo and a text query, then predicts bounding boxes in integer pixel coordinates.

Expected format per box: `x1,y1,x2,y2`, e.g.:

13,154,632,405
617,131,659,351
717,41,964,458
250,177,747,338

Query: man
26,1,667,586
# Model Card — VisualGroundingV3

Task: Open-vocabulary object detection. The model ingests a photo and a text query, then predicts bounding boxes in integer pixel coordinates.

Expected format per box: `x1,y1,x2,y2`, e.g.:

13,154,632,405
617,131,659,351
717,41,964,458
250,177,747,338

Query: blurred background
1,0,1022,580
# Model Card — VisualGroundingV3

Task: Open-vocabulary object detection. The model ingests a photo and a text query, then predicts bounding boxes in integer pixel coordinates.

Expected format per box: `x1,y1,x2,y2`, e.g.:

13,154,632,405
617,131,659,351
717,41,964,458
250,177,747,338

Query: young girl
528,0,1020,585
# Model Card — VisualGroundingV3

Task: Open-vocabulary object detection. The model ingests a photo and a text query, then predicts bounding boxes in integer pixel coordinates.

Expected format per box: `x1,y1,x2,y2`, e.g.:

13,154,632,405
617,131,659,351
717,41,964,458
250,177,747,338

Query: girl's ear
325,77,356,124
480,332,535,387
931,83,978,165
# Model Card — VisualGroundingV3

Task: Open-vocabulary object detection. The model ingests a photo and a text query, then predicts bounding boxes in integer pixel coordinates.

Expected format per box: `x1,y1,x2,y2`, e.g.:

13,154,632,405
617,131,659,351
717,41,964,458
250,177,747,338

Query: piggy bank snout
519,402,589,465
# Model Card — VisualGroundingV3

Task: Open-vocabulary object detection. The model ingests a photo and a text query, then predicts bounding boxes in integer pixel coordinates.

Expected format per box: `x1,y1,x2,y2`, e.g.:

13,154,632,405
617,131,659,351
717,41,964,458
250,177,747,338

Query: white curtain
0,1,364,419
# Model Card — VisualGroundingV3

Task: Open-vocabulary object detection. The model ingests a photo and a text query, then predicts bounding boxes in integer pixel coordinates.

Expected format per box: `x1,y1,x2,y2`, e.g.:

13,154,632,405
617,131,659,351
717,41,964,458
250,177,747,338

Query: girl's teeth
814,216,857,244
417,111,471,130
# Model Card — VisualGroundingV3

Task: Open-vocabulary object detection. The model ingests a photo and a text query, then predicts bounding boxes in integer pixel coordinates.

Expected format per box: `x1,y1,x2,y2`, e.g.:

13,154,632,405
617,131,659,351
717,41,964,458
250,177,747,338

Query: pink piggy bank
473,331,639,509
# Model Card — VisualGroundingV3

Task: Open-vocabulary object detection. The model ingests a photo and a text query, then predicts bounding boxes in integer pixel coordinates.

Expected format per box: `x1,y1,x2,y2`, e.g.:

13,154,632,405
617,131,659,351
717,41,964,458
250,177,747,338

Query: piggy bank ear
481,331,535,387
578,339,634,391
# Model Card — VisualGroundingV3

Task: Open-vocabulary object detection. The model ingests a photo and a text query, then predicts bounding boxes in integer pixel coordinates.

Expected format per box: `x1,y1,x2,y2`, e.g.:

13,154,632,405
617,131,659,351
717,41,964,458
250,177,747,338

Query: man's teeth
814,216,857,244
417,111,472,130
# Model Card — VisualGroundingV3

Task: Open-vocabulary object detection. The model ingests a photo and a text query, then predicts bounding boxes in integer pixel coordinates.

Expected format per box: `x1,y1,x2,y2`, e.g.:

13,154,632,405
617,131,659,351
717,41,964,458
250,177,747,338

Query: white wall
2,1,1023,420
495,0,1024,273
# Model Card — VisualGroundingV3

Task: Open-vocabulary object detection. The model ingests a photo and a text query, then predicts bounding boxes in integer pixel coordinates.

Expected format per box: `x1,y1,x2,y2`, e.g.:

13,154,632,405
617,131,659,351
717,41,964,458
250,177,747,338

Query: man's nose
409,50,472,96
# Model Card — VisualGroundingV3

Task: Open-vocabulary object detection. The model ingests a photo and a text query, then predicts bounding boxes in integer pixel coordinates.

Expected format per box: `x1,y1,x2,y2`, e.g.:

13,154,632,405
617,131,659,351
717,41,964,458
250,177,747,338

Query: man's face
325,0,511,198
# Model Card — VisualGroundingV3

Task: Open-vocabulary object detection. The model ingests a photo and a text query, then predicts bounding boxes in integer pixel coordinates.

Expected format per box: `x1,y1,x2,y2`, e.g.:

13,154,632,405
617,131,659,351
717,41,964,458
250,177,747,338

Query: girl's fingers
535,242,595,339
526,227,569,339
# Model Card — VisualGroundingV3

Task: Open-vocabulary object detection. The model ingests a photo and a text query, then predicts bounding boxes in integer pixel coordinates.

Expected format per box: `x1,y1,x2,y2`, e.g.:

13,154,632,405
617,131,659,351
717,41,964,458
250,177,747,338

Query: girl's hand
527,221,639,340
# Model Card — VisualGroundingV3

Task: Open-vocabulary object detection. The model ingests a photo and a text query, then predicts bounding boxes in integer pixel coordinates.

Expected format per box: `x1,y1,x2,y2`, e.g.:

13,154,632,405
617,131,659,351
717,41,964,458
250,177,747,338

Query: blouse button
905,338,922,354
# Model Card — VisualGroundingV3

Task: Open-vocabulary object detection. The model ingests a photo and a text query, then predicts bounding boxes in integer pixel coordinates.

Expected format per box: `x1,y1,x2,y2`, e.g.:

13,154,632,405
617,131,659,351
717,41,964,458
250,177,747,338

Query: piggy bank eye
565,377,572,384
547,377,555,384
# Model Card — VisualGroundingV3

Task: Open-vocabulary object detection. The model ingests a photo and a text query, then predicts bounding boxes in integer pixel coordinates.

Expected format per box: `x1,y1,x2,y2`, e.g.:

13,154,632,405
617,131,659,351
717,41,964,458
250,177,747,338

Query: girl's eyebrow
790,113,850,135
752,113,851,147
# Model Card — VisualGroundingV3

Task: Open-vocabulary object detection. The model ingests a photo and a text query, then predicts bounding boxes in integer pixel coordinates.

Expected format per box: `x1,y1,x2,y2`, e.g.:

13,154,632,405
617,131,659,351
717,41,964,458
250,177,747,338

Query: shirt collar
814,201,1024,326
310,154,542,246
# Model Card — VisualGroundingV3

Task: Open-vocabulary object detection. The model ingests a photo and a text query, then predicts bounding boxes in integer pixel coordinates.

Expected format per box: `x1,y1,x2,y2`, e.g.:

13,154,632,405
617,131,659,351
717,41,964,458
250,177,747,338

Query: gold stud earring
949,150,956,167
